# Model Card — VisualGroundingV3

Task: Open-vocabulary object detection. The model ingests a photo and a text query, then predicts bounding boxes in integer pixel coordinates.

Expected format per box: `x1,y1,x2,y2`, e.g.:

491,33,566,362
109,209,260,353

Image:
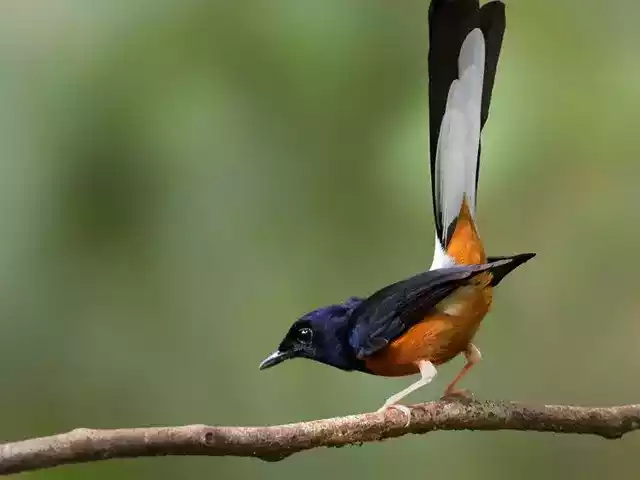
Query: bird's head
259,297,362,372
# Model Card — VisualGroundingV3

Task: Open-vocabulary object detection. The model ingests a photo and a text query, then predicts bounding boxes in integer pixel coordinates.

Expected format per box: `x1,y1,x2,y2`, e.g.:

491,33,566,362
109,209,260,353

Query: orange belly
364,283,491,376
365,200,490,377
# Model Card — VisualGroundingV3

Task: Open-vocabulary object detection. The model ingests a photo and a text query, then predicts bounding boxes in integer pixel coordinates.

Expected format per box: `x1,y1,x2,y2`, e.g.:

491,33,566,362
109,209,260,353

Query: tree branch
0,400,638,475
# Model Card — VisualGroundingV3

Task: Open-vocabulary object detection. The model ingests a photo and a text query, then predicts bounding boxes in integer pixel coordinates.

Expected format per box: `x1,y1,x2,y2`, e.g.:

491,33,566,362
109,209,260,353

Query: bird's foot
440,388,474,404
377,403,412,427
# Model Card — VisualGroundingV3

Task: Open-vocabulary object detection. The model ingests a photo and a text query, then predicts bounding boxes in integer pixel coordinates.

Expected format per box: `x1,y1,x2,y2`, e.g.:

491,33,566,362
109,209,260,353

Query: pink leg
444,343,481,396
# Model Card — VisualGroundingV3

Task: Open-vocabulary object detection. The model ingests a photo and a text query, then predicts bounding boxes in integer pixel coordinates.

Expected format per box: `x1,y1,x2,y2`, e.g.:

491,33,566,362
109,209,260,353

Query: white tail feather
429,233,455,270
430,28,485,270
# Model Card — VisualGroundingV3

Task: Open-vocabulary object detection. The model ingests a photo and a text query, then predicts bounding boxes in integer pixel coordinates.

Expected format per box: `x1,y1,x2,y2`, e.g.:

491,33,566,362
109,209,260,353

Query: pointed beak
259,350,294,370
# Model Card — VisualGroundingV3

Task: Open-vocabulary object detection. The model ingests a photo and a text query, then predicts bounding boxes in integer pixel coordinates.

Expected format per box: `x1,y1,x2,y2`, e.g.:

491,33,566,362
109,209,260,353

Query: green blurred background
1,0,639,478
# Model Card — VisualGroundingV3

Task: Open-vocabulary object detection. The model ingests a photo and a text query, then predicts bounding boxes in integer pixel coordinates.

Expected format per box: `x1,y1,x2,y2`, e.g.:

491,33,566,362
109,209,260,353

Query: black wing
428,0,506,243
347,261,509,359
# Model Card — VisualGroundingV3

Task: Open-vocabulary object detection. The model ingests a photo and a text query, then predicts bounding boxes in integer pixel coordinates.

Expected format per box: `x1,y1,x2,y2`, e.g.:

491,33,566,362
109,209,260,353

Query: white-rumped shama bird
259,0,534,415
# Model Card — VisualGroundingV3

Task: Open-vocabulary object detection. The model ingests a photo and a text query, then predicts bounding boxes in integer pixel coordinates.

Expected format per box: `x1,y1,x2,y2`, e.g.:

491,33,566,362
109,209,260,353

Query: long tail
428,0,506,269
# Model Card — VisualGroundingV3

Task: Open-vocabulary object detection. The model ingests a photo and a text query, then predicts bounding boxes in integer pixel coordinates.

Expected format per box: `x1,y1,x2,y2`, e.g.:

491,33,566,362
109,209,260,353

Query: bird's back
362,274,492,377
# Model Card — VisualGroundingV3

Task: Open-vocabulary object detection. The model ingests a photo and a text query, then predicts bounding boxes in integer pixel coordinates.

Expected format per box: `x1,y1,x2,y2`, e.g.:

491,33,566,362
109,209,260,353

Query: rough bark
1,400,638,475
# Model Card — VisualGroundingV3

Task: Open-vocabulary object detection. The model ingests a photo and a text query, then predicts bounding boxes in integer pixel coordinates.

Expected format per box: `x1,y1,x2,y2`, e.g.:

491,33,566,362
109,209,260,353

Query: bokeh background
1,0,639,478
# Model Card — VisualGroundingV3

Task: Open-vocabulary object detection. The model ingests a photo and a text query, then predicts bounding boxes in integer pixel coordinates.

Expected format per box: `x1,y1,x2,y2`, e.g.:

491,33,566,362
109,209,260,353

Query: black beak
259,350,295,370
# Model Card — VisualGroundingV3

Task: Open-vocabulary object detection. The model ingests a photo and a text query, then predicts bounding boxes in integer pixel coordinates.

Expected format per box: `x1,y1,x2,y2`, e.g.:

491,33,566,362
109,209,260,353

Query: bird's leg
443,343,481,398
377,360,437,426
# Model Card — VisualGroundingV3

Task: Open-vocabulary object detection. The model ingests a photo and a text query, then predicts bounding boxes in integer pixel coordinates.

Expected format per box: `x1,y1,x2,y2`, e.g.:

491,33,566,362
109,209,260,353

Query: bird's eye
297,327,313,345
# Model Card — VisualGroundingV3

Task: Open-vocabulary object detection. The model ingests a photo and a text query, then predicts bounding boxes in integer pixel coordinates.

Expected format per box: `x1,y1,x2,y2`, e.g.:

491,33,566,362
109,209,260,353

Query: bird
259,0,535,417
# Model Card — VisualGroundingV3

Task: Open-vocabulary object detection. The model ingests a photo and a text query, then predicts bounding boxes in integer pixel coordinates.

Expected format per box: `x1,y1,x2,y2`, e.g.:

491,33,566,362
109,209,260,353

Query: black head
259,297,363,372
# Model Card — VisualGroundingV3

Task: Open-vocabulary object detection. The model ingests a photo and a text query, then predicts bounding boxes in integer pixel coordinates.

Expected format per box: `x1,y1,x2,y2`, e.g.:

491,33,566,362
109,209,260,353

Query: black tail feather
428,0,506,241
478,2,506,129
